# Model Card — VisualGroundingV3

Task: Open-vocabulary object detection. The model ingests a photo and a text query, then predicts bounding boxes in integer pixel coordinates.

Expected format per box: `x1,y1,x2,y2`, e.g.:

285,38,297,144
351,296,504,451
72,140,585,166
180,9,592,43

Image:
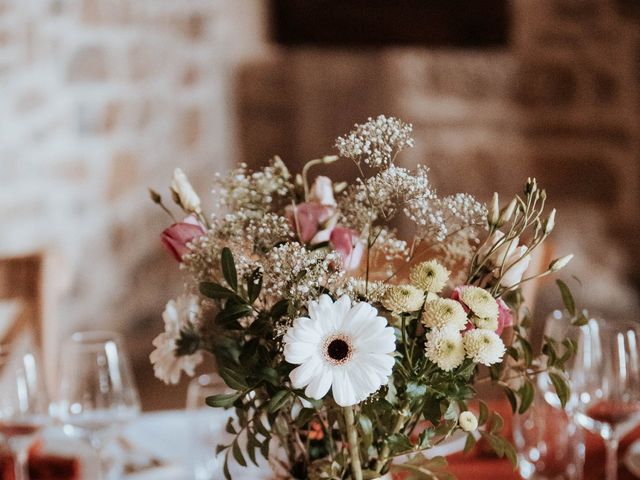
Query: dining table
1,401,639,479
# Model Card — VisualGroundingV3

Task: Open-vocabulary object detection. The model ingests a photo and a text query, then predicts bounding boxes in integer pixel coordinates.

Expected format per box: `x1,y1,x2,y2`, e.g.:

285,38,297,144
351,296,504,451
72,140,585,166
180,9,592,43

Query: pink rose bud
496,298,513,335
287,203,336,244
330,227,364,272
160,216,205,262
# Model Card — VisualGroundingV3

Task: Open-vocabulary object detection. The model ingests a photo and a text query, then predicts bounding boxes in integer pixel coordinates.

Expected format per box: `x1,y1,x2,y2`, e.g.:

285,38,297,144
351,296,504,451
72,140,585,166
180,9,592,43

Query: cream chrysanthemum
150,294,203,384
382,285,425,313
422,298,468,331
425,327,465,371
459,411,478,432
283,295,396,407
463,329,506,366
473,316,499,331
459,286,499,320
410,260,450,293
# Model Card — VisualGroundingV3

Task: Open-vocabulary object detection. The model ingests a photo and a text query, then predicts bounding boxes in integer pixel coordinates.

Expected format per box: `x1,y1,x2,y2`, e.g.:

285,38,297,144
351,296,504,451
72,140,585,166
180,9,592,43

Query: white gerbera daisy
463,329,506,366
150,294,203,385
422,298,468,331
382,285,425,313
283,295,396,407
425,327,465,371
410,260,450,293
459,286,499,320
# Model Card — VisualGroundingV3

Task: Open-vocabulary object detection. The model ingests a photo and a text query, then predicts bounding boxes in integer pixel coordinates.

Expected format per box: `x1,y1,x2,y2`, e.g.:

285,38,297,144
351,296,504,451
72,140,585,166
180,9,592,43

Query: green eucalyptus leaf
221,247,238,291
199,282,243,302
549,372,570,408
478,400,489,426
206,392,242,408
219,367,249,391
217,304,252,327
518,379,535,414
463,432,477,453
267,390,291,413
232,439,246,467
503,387,518,414
556,279,576,316
223,453,231,480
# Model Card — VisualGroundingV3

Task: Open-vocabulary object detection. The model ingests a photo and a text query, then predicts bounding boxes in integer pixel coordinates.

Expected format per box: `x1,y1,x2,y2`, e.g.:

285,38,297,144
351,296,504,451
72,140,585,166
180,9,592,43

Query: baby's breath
335,115,415,168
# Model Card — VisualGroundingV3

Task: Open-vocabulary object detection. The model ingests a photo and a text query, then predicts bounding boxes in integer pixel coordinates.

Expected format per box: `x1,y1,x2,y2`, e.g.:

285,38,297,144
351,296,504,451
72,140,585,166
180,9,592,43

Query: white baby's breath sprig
335,115,414,168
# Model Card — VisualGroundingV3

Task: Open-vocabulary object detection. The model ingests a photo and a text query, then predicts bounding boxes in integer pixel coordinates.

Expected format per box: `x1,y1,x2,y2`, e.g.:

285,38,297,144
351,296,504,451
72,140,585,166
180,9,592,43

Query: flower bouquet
150,116,582,480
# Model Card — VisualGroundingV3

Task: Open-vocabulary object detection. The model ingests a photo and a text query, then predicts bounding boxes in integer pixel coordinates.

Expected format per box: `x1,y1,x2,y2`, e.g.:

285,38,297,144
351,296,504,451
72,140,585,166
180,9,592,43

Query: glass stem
13,446,29,480
90,436,106,480
604,436,619,480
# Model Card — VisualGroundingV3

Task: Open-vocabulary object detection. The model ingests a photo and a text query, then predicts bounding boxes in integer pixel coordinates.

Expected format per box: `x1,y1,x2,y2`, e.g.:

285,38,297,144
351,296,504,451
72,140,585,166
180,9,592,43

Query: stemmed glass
55,331,141,479
0,342,50,480
572,318,640,480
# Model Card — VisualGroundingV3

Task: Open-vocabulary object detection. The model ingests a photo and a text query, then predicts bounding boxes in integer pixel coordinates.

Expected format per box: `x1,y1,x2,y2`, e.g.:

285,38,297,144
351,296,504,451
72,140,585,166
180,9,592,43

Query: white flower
463,329,505,366
477,231,518,267
474,316,499,331
171,168,201,212
410,260,450,293
425,327,465,371
459,411,478,432
283,295,396,407
549,254,573,272
150,294,203,384
422,298,467,331
458,286,499,320
309,176,336,207
500,246,531,287
382,285,425,313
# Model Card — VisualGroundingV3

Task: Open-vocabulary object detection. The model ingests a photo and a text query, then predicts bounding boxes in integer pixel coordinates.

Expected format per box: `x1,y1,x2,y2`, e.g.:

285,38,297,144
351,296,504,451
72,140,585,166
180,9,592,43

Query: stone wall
0,0,266,356
237,0,640,316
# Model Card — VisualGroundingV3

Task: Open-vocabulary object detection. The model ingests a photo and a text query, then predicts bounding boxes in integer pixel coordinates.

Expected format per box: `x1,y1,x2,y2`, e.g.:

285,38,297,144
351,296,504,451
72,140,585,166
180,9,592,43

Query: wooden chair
0,253,61,394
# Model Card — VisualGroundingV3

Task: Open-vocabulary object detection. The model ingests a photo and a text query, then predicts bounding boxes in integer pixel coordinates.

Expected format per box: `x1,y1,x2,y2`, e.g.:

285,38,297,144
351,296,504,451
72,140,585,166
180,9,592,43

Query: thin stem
604,437,619,480
374,402,410,473
343,406,363,480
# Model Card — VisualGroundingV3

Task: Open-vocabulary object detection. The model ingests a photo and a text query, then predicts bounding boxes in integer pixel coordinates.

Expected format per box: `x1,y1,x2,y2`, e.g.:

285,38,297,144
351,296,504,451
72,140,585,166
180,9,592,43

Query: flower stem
343,405,363,480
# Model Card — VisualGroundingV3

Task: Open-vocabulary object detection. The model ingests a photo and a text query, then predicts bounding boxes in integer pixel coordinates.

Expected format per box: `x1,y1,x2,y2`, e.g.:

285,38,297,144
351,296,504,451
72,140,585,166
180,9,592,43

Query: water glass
55,331,141,479
513,375,585,480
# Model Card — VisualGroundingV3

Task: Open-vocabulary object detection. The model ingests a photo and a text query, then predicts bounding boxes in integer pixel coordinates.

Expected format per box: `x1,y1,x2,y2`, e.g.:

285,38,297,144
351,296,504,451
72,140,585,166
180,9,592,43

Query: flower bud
458,411,478,432
498,198,517,226
544,208,556,235
171,168,201,213
321,155,339,164
488,192,500,226
549,254,574,272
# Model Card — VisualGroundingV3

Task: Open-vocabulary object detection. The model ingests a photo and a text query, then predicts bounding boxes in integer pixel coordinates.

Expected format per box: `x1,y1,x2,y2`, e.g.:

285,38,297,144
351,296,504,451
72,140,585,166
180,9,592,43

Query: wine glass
513,310,585,479
55,331,141,479
0,342,50,480
572,318,640,480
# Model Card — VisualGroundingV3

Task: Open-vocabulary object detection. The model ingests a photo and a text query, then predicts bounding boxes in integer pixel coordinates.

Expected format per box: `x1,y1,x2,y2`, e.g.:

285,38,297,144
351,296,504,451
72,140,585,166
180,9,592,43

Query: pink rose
496,298,513,336
287,203,337,245
330,227,364,272
160,216,205,262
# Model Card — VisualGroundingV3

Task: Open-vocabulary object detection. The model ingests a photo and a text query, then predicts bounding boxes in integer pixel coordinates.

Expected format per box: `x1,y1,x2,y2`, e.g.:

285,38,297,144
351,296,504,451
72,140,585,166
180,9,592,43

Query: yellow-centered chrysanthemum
382,285,425,313
473,316,499,331
463,329,505,366
425,327,465,371
459,286,499,320
421,298,467,331
409,260,450,293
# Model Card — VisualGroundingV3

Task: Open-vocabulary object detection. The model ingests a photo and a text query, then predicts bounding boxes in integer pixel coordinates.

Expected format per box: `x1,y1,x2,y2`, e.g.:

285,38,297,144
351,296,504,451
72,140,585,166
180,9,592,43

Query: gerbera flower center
323,334,354,365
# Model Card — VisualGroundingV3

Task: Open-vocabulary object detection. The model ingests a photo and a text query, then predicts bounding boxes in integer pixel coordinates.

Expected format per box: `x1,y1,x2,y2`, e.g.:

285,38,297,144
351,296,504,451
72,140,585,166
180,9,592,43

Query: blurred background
0,0,639,410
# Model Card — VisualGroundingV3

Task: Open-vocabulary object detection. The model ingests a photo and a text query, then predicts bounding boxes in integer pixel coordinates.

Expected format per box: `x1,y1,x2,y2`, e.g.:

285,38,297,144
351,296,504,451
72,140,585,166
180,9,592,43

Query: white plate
624,440,640,478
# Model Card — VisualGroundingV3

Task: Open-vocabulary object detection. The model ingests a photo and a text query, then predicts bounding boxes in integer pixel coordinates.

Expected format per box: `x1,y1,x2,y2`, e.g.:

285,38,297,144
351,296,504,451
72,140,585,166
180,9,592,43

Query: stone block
512,63,578,107
67,45,108,82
